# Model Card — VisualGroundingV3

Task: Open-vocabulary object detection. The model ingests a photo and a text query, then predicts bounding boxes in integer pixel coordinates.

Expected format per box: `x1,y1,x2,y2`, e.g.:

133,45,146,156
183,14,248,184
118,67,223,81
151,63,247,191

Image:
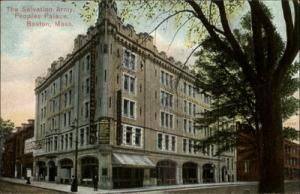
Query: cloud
154,32,196,66
1,26,85,126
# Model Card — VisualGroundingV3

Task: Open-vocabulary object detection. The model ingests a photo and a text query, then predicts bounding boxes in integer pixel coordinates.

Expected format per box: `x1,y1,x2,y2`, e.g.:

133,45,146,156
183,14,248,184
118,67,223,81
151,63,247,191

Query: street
0,179,299,194
0,180,66,194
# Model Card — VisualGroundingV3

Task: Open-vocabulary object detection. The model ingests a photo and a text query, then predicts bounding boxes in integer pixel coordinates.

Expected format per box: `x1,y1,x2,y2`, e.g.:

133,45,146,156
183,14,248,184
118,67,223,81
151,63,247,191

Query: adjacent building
33,0,236,189
2,120,34,178
237,129,300,181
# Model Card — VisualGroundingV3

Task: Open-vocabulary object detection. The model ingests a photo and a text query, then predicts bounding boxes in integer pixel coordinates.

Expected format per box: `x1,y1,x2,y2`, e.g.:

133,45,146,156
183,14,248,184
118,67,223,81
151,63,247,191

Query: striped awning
112,153,155,168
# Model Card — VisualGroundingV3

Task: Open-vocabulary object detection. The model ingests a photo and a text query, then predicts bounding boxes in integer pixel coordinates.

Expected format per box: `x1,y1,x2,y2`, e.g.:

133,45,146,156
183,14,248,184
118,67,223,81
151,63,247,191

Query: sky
0,0,299,129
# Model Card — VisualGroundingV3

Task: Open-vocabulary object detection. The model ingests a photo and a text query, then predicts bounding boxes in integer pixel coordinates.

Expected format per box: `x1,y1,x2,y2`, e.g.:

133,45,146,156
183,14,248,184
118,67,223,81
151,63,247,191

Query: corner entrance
113,167,144,188
81,156,98,186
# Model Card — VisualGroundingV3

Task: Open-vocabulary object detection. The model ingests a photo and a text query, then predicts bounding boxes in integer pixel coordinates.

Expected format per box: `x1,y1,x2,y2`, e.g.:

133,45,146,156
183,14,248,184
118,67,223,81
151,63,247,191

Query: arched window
156,160,177,185
182,162,198,184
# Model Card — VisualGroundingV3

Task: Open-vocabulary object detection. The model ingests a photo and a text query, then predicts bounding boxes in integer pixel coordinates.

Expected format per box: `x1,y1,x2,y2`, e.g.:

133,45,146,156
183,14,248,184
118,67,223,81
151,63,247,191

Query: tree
192,8,299,156
283,127,300,141
0,118,14,139
75,0,299,192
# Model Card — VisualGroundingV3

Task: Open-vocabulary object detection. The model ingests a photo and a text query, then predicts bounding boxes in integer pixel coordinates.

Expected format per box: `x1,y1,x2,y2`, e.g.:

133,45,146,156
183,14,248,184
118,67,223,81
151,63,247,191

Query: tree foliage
192,10,299,156
283,127,300,141
0,117,14,138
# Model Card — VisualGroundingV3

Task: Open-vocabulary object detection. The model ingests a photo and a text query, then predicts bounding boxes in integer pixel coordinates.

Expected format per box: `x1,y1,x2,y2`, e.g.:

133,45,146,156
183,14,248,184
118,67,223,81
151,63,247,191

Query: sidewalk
0,177,257,194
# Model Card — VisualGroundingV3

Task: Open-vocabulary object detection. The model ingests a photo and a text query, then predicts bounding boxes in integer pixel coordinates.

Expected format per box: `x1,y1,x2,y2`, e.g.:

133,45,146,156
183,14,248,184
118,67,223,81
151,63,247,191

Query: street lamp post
71,119,78,192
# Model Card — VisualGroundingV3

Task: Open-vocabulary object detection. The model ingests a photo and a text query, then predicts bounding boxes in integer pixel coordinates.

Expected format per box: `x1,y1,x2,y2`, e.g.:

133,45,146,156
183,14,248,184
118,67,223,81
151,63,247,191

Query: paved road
0,180,67,194
0,179,299,194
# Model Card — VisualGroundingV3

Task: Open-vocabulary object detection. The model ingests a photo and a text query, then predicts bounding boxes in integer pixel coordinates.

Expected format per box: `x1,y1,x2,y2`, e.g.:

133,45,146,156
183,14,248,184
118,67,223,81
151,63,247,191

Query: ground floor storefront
33,150,236,189
14,154,33,179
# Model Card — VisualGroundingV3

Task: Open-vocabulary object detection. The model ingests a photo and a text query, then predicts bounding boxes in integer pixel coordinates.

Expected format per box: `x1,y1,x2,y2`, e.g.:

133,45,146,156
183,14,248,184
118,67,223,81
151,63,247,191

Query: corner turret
97,0,118,24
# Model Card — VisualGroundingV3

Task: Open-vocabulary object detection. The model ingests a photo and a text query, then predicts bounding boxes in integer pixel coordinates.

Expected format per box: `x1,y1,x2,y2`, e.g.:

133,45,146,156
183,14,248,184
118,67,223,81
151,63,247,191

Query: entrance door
222,166,227,182
202,163,214,183
113,167,144,188
156,160,177,185
182,162,198,184
48,161,56,182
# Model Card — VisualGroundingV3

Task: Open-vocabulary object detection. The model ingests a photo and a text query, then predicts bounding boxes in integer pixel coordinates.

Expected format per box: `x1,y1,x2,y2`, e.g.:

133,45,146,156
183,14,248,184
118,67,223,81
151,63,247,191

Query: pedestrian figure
93,175,98,191
71,175,76,192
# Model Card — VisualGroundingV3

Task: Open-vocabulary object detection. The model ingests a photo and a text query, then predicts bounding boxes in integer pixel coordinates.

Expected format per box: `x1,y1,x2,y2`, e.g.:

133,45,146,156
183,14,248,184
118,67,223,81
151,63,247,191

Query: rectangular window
123,49,135,70
69,90,72,105
86,78,90,94
189,139,192,153
85,102,89,118
124,50,130,68
63,113,67,127
135,128,141,146
165,73,169,86
160,91,173,108
160,112,173,129
184,82,187,94
171,136,176,151
183,139,187,152
160,71,164,84
189,102,192,115
158,133,162,150
193,104,196,116
80,128,84,146
53,83,56,95
64,93,68,107
189,85,192,96
160,70,173,87
165,135,169,150
189,120,192,133
130,77,135,93
170,75,173,88
69,70,72,83
193,121,196,134
184,100,187,113
124,75,129,90
68,111,71,126
65,134,68,150
130,53,136,70
193,87,195,98
122,99,135,119
69,133,73,148
61,135,64,150
184,119,187,132
123,74,135,93
126,126,132,145
65,74,68,86
160,112,164,127
85,127,89,145
86,55,90,72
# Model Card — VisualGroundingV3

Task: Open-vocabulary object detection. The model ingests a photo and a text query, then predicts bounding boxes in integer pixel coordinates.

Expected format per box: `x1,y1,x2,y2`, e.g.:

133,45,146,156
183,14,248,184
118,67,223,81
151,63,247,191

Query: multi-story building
284,140,300,179
2,133,16,177
33,0,236,189
2,120,34,178
237,129,300,181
